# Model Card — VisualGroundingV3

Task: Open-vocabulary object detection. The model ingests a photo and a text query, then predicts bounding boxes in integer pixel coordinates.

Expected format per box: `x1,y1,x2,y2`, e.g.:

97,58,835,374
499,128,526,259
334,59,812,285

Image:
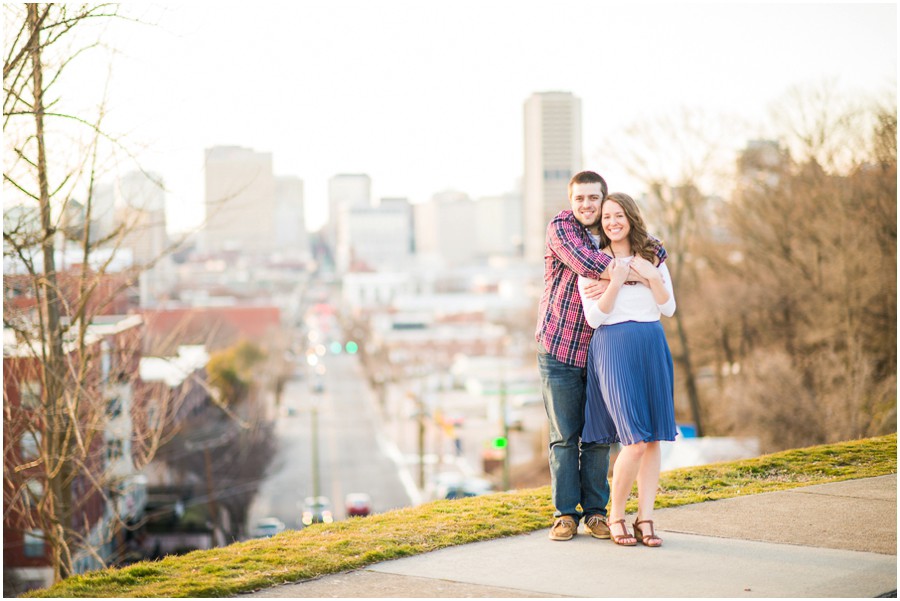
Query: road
244,274,546,535
245,351,414,534
378,381,546,498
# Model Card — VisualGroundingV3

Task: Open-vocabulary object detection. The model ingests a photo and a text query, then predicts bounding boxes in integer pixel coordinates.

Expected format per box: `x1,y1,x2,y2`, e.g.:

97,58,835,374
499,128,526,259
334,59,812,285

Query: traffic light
491,436,508,450
345,341,358,354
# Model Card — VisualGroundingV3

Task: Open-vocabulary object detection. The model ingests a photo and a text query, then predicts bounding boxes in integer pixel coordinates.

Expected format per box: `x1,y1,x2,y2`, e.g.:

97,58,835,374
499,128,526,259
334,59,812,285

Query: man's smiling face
569,182,604,233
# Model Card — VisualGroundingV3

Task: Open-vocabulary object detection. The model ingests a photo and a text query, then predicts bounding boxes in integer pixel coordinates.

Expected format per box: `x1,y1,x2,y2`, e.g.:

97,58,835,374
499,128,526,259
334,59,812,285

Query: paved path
241,474,897,598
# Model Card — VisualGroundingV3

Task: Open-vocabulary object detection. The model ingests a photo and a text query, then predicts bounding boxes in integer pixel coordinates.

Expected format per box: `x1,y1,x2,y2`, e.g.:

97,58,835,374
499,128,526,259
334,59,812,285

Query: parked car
344,493,372,517
300,496,333,526
511,394,542,408
505,409,524,431
432,473,494,500
251,517,286,538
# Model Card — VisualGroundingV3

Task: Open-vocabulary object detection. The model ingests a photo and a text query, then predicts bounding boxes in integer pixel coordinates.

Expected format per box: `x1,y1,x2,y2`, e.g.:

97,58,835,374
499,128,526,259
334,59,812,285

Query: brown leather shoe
549,516,578,541
584,514,611,539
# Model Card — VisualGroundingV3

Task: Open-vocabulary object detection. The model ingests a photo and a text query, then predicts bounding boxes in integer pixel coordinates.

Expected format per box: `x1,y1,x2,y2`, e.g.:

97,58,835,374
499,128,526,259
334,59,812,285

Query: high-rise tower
203,145,277,255
327,173,371,247
117,170,173,306
274,176,311,260
523,92,583,263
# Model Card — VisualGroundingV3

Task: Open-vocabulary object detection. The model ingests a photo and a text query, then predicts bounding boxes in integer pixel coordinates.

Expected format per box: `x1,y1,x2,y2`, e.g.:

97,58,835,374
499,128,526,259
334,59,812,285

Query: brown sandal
633,519,663,547
607,518,637,546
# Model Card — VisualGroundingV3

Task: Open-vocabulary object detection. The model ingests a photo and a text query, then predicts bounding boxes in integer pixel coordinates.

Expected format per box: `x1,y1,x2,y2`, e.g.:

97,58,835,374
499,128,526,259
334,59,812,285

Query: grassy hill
28,433,896,598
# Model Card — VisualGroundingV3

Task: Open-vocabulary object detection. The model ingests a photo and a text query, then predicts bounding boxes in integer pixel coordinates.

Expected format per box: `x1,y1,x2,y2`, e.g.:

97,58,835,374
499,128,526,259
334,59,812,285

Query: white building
327,173,371,248
274,176,311,260
90,181,118,244
413,189,523,269
203,146,277,255
473,191,523,260
341,271,421,310
337,197,413,273
117,170,174,306
413,190,475,268
522,91,583,264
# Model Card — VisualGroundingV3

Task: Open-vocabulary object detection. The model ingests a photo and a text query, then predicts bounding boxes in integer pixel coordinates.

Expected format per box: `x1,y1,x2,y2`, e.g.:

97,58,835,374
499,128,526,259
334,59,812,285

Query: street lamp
309,365,325,500
311,403,321,499
499,372,510,491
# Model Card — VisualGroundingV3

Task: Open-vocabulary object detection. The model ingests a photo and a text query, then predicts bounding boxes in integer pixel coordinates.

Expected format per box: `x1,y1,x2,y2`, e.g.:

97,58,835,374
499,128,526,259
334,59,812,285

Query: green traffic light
345,341,358,354
492,437,507,449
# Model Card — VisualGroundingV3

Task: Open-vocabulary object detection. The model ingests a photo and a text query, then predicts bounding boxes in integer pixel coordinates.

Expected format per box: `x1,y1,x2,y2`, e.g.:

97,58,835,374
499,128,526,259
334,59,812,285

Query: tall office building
522,92,582,263
338,197,413,272
474,191,523,260
327,173,371,247
203,146,277,255
117,170,173,306
274,176,311,260
91,181,117,244
413,190,476,267
414,190,523,268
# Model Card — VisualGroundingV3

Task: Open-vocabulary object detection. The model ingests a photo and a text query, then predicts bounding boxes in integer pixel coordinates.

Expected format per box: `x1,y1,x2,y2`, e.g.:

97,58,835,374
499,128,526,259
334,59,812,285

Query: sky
62,2,897,233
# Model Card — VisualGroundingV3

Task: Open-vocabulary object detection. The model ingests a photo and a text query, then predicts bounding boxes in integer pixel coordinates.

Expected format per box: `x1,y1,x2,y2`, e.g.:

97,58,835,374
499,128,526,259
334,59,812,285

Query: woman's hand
609,258,631,286
629,256,662,283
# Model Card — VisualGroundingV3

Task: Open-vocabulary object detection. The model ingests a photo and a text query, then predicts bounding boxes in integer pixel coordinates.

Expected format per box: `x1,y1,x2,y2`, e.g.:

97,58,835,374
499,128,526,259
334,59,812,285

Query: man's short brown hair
568,171,608,199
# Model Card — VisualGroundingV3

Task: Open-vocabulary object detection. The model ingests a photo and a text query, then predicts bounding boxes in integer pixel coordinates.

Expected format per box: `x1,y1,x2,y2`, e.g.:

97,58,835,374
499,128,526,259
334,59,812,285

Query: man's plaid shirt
535,210,610,368
534,209,667,369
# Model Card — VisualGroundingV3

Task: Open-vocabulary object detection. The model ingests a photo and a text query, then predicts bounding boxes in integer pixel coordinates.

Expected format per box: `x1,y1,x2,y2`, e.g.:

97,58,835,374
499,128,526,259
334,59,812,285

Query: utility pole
202,447,220,531
416,392,426,490
500,375,510,491
311,405,321,499
185,431,233,547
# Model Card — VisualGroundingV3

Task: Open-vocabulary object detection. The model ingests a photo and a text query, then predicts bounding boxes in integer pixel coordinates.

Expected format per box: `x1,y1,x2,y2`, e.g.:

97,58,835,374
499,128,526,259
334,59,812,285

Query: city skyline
59,2,895,233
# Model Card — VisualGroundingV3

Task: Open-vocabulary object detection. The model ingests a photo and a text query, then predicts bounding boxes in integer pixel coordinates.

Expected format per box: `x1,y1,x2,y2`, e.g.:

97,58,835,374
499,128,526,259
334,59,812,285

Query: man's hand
583,278,610,300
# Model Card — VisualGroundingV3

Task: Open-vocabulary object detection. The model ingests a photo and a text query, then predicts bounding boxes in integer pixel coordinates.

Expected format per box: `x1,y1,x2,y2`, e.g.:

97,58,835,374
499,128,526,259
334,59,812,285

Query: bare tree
596,107,746,436
3,3,196,583
595,86,896,450
768,78,876,175
717,89,897,450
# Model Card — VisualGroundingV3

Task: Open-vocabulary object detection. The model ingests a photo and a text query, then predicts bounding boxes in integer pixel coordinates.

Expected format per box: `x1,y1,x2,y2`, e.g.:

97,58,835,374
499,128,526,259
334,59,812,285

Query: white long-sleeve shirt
577,257,676,328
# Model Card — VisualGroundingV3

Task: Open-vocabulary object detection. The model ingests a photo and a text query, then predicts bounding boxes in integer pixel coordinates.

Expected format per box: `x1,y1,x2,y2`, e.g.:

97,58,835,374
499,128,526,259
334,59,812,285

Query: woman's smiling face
601,199,631,243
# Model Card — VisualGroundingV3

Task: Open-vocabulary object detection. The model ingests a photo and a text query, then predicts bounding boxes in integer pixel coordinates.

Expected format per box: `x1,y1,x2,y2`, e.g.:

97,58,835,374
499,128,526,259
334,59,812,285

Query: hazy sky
77,2,896,232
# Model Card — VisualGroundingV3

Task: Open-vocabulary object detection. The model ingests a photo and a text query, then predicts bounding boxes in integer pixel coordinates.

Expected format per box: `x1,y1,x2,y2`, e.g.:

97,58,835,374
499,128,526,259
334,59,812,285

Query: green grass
28,433,896,598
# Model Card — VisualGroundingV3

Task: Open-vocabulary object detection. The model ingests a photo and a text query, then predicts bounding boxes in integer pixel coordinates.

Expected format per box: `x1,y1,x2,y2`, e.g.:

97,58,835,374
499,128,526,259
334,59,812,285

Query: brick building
3,315,145,594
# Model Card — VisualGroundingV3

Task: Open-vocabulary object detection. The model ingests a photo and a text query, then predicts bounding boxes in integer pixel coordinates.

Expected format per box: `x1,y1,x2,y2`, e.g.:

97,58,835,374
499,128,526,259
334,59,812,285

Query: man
535,170,666,541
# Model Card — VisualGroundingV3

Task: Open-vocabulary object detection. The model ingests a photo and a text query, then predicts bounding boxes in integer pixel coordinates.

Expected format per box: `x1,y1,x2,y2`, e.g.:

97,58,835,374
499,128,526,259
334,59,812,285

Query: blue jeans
538,344,610,521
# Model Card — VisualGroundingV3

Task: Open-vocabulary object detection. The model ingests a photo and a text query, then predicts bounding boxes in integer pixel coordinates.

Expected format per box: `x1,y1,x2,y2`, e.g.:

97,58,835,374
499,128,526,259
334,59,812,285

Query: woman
577,192,677,547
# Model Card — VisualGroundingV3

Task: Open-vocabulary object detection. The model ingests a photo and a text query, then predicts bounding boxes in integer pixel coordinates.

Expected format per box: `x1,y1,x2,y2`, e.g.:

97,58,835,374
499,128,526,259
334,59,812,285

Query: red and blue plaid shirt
535,209,667,368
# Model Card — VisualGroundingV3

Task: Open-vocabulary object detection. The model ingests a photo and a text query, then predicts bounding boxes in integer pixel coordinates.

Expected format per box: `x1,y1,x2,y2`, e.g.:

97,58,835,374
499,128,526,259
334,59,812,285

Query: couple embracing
535,170,677,548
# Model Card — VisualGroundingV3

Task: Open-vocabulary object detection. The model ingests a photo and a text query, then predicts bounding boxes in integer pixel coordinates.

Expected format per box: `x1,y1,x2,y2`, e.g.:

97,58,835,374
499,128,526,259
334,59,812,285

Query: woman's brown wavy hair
597,192,659,264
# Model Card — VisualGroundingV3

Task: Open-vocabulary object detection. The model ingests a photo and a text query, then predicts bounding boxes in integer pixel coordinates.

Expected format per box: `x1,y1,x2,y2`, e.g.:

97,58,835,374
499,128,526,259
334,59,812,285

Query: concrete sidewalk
242,475,897,598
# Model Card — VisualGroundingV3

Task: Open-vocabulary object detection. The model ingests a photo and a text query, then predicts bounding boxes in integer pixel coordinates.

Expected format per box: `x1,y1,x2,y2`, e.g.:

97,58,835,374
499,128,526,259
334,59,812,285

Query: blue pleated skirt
583,320,677,446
